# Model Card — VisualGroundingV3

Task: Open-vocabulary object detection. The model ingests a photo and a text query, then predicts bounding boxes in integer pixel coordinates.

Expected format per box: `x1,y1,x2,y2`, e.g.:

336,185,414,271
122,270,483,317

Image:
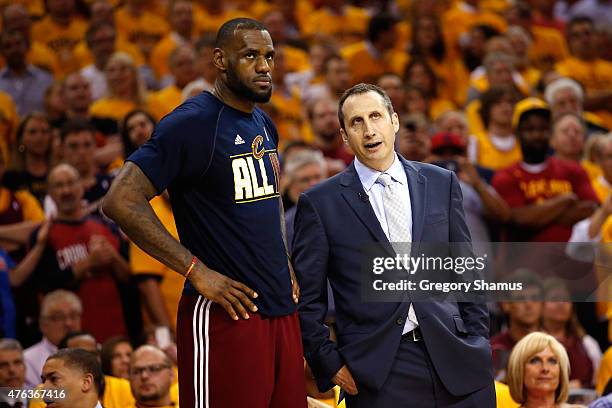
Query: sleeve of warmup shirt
127,104,217,193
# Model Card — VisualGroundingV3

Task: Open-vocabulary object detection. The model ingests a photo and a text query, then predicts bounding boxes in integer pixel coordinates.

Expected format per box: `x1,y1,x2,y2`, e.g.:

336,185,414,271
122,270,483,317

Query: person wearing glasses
23,290,82,388
128,345,175,408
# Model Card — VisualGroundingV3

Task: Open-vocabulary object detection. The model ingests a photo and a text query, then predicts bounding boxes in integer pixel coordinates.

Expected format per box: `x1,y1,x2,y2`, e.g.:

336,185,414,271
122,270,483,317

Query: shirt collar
354,153,406,192
95,402,103,408
42,337,58,353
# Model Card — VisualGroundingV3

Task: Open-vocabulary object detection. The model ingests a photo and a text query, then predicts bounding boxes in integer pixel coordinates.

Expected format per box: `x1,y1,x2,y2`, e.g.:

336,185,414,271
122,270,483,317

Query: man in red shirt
492,97,598,242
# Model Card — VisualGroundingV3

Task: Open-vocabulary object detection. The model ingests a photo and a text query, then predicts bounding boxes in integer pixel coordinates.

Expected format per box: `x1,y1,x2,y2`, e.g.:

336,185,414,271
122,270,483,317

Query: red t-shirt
31,217,127,343
492,157,598,242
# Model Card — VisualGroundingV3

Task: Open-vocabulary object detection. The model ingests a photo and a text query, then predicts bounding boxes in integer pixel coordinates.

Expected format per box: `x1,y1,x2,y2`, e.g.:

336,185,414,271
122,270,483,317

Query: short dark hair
85,21,115,46
479,85,520,128
58,331,96,350
47,348,105,396
215,18,267,49
60,117,96,142
338,83,394,130
367,13,398,43
566,15,594,36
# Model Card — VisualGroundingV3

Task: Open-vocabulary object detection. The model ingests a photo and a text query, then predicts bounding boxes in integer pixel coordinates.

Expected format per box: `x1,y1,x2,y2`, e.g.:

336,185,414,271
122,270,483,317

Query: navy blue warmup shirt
128,91,294,317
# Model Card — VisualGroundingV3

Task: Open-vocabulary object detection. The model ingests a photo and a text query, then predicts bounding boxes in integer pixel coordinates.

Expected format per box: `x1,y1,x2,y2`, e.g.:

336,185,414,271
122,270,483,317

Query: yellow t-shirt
302,5,369,46
556,57,612,129
430,98,456,121
582,160,602,182
442,4,507,56
529,26,569,71
150,35,180,80
465,99,486,136
147,85,183,122
89,97,139,122
341,41,408,85
597,346,612,395
0,90,19,161
471,131,522,171
115,7,170,59
495,381,520,408
72,38,145,70
282,45,311,74
267,87,305,150
0,187,44,222
194,6,253,36
130,196,183,331
31,15,87,77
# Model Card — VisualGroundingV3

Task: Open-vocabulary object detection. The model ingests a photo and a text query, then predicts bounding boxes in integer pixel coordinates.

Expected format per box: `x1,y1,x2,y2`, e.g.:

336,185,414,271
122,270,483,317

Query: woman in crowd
507,332,586,408
101,336,133,379
541,278,601,388
4,112,55,204
89,52,149,124
403,59,454,121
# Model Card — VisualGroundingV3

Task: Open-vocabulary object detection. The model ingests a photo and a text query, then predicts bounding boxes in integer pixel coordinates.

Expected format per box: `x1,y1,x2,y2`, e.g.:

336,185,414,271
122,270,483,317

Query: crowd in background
0,0,612,406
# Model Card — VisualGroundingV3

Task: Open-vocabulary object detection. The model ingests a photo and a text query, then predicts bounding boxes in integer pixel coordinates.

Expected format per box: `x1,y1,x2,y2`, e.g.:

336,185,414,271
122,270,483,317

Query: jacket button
396,318,404,325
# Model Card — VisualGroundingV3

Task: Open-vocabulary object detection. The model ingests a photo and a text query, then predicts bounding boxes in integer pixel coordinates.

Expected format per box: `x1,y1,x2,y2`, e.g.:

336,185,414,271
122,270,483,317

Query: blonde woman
89,52,149,122
507,332,585,408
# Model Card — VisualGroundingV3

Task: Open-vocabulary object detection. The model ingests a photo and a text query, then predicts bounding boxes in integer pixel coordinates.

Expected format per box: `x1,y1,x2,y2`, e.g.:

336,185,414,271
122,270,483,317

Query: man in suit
292,83,495,407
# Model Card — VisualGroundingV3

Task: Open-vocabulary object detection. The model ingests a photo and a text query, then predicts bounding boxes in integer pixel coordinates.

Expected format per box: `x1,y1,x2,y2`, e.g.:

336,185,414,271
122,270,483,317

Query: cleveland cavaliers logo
252,135,265,160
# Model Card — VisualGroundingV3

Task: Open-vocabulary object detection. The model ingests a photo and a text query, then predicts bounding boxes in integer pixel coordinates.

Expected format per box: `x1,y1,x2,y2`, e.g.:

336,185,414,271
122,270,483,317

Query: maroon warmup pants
176,294,308,408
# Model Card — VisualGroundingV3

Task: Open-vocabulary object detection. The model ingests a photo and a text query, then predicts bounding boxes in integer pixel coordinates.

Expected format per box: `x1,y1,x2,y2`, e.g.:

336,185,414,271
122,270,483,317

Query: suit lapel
401,157,427,243
340,163,395,257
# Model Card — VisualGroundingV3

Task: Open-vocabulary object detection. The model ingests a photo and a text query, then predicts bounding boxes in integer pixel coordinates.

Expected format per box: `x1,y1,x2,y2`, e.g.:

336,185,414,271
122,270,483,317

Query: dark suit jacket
292,156,494,396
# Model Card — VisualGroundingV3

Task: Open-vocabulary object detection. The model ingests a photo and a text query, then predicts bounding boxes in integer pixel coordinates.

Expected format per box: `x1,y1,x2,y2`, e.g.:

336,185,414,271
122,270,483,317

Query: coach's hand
333,365,358,395
188,260,258,321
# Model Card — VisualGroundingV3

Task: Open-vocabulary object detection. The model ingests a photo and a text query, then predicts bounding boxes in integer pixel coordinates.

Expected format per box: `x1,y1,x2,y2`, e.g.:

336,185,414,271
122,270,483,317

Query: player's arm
102,162,258,320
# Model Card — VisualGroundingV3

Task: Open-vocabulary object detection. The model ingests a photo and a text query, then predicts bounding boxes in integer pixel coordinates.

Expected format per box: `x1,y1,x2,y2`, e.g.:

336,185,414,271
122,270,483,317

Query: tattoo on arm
102,162,192,274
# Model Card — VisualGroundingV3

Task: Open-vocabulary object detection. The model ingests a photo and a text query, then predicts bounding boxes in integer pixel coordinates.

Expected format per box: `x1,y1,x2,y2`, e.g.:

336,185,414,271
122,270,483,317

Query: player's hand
289,261,300,303
188,260,259,320
333,365,358,395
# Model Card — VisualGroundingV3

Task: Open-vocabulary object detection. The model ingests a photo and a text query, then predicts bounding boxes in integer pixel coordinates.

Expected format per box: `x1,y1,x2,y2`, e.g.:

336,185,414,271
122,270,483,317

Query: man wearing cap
492,97,598,242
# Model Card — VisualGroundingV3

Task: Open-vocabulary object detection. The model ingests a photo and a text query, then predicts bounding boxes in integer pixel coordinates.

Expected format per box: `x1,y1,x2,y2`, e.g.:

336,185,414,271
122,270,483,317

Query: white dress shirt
354,154,419,334
24,337,57,388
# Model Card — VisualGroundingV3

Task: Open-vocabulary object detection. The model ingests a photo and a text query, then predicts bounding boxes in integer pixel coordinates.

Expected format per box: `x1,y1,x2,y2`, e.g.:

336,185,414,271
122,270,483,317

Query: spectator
307,97,353,170
435,111,470,145
23,290,82,388
44,81,67,132
301,0,369,46
0,338,28,406
0,4,61,77
114,0,169,62
286,42,335,102
40,348,104,408
282,149,327,245
30,0,87,76
261,10,309,74
148,45,198,121
461,24,502,73
181,35,216,100
63,73,94,123
542,278,602,388
506,25,542,91
0,29,54,117
120,109,156,159
376,73,406,117
89,52,148,123
341,13,405,85
409,14,469,106
507,332,584,408
302,54,351,105
567,0,612,30
556,17,612,130
17,164,129,343
491,270,544,380
544,77,609,135
551,113,587,163
3,113,54,205
403,58,455,121
100,336,132,379
471,85,522,171
397,113,431,163
492,98,598,242
150,0,196,84
128,345,175,408
80,22,119,101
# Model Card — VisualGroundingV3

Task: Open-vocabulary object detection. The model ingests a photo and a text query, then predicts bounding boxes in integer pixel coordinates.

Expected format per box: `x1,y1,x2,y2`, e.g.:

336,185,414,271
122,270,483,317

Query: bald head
48,163,80,183
130,345,170,367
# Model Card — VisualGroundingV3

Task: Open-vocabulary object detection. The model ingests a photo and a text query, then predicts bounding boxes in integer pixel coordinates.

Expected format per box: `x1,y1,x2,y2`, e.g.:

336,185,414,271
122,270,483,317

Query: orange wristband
185,256,198,279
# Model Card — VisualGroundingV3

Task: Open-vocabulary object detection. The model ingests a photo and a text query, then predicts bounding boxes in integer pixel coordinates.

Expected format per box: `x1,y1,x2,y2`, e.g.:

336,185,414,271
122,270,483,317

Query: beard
226,65,272,103
520,140,549,164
